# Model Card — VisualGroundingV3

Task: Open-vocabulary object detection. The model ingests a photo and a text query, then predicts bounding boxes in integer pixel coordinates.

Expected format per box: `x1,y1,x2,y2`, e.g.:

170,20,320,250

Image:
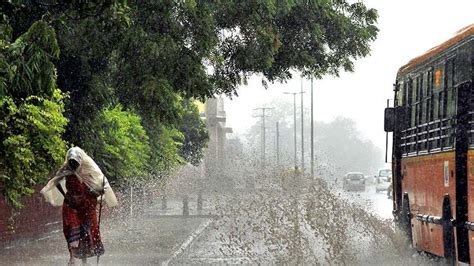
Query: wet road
343,183,394,219
2,182,429,265
170,183,423,265
0,202,208,265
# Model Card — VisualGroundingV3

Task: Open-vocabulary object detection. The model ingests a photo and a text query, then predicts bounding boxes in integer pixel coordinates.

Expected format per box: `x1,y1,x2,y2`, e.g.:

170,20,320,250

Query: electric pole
253,107,273,170
276,121,280,167
300,77,306,173
310,77,314,179
283,90,303,172
283,92,297,171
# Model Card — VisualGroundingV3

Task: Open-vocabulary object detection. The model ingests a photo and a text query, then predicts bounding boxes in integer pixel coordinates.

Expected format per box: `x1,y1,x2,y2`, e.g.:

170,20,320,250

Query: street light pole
301,77,305,173
276,121,280,167
253,107,273,170
263,108,266,165
292,93,297,172
310,77,314,179
283,92,299,172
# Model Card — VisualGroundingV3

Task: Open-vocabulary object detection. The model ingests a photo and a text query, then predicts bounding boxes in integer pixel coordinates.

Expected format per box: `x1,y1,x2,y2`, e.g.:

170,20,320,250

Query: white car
375,169,392,193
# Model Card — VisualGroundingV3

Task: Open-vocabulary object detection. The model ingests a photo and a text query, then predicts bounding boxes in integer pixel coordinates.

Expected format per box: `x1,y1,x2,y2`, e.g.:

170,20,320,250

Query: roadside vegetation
0,1,378,208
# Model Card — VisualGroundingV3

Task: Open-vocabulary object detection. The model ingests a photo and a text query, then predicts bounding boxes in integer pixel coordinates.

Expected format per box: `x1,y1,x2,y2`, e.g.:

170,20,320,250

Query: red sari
62,175,104,259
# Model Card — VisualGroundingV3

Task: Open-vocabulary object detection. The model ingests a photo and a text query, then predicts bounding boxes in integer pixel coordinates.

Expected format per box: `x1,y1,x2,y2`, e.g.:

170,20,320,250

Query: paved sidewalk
0,199,213,266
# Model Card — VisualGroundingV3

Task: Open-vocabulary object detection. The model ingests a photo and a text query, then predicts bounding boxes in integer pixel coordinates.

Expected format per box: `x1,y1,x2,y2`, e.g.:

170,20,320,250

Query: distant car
375,168,392,193
342,172,366,192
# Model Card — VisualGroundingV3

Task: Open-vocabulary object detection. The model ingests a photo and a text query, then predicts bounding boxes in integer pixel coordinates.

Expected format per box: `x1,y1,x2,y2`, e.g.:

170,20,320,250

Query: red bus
385,24,474,263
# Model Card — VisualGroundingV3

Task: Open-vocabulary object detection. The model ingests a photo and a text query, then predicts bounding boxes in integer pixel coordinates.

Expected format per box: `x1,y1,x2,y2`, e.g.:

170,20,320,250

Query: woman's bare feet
68,251,75,265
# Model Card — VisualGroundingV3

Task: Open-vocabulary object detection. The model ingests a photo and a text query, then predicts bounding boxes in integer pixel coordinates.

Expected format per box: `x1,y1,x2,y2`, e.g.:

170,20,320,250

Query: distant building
200,97,233,190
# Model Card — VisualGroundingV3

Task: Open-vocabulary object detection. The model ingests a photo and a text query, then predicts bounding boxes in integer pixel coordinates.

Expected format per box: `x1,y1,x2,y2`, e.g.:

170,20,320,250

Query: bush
0,91,68,208
88,104,151,185
0,20,68,208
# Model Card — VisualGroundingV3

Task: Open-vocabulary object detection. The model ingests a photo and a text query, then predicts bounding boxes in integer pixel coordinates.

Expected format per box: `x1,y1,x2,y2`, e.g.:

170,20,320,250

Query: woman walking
41,147,118,265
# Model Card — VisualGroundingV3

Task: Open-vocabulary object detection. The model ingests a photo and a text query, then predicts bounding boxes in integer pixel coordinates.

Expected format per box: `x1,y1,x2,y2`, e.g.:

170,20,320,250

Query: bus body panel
402,152,456,257
468,150,474,261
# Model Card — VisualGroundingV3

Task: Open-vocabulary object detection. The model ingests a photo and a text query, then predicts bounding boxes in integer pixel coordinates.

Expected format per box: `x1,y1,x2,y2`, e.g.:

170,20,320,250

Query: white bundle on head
40,147,118,207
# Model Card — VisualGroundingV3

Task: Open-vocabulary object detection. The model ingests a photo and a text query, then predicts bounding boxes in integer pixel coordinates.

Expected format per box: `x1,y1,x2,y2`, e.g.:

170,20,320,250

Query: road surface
2,182,435,265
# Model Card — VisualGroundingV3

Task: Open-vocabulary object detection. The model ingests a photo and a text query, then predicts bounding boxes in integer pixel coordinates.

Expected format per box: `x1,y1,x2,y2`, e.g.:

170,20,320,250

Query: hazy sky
224,0,474,150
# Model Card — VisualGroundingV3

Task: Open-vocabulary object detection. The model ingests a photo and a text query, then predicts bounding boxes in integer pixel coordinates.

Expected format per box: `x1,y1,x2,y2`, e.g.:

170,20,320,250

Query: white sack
40,147,118,207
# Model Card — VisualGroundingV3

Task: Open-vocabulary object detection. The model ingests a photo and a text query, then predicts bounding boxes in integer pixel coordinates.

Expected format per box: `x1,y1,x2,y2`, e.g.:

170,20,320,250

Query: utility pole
253,107,273,170
276,121,280,167
310,77,314,179
283,91,303,172
300,77,306,173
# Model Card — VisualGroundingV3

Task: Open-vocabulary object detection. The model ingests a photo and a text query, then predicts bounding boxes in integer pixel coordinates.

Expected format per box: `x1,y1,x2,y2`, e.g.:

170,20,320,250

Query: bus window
408,80,416,127
416,75,424,101
447,86,454,117
426,95,433,122
419,75,429,151
405,82,411,128
415,76,421,102
429,97,434,122
421,75,425,98
446,58,455,89
396,83,403,107
420,100,425,124
434,65,445,91
438,91,445,119
414,103,419,126
442,88,448,118
400,81,406,106
427,69,434,120
432,92,439,120
446,59,456,117
441,86,451,148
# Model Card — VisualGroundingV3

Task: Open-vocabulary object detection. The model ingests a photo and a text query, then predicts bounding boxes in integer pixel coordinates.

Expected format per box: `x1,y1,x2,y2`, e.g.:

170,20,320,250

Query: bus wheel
442,196,455,265
401,196,413,245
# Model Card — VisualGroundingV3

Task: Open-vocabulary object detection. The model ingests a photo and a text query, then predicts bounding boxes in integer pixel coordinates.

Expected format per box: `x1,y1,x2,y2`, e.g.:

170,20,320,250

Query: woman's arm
56,184,79,209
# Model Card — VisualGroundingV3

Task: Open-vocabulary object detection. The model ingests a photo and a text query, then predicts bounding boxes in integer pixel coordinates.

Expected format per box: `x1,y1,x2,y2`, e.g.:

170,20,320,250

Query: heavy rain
0,1,473,265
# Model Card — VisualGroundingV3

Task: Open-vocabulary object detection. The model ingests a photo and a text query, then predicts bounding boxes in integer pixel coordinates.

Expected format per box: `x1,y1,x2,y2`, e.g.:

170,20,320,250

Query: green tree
146,124,186,177
179,100,209,166
110,0,377,169
86,105,151,185
1,0,378,203
113,0,378,104
211,0,379,93
0,20,68,207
